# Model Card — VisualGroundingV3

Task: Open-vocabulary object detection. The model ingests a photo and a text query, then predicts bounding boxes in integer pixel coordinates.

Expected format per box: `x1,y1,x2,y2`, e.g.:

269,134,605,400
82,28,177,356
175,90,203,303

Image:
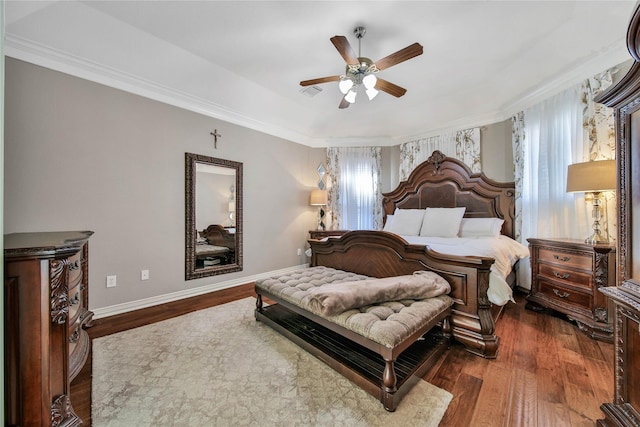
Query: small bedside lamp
310,189,328,231
566,159,616,244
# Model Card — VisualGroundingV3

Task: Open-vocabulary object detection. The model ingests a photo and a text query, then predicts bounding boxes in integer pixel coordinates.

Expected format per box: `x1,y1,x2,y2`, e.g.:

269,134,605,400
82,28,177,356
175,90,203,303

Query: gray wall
481,119,514,183
4,58,515,314
4,58,325,311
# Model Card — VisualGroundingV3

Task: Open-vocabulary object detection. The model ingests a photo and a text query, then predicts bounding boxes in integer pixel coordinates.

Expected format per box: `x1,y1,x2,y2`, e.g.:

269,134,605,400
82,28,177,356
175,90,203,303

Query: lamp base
584,191,609,245
317,207,326,231
585,231,609,245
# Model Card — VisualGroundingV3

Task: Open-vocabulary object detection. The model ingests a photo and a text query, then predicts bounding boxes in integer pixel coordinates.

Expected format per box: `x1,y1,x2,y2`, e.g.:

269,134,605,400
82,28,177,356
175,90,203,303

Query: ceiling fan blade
374,42,423,71
339,96,350,109
331,35,359,65
375,78,407,98
300,76,341,86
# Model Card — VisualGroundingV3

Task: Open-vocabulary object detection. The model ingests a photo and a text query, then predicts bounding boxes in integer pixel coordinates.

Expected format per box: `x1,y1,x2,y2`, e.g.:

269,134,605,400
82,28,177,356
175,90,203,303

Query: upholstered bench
254,266,453,411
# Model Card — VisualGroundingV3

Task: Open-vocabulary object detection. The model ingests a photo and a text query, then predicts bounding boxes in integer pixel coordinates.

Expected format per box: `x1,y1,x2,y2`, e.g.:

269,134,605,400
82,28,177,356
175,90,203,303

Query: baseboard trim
91,264,308,319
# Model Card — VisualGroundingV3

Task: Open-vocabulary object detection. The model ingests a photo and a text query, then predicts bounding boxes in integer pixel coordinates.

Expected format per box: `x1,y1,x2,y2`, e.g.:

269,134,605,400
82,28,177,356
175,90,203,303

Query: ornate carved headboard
382,151,516,239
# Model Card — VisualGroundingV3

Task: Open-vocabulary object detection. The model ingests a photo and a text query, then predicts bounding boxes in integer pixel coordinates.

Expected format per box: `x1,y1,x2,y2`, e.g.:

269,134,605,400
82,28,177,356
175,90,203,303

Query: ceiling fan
300,26,423,109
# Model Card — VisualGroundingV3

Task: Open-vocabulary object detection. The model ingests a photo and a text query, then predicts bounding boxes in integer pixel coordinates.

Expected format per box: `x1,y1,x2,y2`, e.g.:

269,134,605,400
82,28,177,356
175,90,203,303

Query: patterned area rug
92,297,452,426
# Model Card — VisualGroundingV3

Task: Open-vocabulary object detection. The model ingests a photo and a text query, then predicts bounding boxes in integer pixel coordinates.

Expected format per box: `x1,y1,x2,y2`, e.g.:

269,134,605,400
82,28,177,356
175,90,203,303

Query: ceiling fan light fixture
345,89,357,104
366,87,379,101
339,77,353,94
301,26,422,109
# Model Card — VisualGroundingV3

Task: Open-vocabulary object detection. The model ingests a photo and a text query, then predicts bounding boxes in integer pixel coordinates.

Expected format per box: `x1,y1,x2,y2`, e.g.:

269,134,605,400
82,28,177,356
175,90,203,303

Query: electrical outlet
297,248,302,256
106,275,117,288
141,269,149,280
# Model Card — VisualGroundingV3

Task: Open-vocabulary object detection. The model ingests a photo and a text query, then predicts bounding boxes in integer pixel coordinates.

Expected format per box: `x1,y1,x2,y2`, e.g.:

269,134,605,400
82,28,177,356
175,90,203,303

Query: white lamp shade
362,73,377,89
339,78,353,94
566,159,616,192
344,89,357,103
309,189,328,206
366,87,379,100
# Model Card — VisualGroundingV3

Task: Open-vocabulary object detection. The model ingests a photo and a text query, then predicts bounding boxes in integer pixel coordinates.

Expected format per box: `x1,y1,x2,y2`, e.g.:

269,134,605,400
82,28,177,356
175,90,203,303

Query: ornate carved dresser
4,231,93,427
595,3,640,425
527,238,616,342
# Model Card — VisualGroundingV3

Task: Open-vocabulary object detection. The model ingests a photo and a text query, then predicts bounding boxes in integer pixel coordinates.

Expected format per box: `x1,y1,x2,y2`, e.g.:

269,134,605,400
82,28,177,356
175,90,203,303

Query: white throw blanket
304,271,451,316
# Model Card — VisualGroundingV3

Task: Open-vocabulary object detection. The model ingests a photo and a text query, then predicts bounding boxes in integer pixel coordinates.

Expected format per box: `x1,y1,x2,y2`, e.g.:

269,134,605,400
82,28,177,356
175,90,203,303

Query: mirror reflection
185,153,242,280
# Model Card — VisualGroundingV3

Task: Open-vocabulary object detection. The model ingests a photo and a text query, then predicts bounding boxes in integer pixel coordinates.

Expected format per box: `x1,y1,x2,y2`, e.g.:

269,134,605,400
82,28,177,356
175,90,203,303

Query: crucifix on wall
210,129,222,149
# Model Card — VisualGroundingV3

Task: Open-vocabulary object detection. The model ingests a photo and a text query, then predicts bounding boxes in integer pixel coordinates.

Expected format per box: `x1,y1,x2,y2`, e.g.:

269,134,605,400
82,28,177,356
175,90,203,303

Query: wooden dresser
4,231,94,427
308,229,349,240
594,3,640,425
527,238,616,342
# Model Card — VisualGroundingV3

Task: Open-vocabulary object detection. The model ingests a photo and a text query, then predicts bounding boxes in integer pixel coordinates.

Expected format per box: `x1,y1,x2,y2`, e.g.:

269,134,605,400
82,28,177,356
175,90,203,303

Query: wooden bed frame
311,151,517,359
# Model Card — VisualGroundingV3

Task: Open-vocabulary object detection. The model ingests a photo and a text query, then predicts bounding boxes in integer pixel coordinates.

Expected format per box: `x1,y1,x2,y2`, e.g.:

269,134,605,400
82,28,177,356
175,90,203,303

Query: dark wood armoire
595,3,640,426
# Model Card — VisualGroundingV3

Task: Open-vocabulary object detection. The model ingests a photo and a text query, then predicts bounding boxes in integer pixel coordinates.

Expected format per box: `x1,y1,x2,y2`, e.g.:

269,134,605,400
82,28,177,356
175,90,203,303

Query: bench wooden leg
382,359,398,411
382,359,397,393
255,294,263,313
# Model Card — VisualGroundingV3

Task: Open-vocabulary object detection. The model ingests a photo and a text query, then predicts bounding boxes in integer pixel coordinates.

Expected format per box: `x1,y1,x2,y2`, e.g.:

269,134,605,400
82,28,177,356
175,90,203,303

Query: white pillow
383,209,425,236
459,218,504,237
419,207,466,237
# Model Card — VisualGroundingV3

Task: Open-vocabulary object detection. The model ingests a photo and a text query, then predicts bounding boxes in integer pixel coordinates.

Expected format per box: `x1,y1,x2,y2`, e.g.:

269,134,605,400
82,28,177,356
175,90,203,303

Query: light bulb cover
345,89,357,103
363,73,377,89
366,87,379,100
339,78,353,94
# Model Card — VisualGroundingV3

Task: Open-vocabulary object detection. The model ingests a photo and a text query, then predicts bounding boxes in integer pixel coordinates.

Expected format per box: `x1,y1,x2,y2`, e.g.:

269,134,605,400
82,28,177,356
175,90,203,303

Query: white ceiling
4,1,638,147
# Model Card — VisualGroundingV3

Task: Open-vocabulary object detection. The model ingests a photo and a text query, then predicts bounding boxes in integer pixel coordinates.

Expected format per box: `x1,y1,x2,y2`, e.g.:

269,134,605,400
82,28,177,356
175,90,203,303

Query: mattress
399,235,530,306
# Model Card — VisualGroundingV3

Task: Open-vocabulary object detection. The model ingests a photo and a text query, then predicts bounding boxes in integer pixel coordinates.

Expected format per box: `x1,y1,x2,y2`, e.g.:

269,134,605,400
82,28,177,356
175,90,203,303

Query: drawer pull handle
553,255,570,262
552,271,570,279
552,288,570,298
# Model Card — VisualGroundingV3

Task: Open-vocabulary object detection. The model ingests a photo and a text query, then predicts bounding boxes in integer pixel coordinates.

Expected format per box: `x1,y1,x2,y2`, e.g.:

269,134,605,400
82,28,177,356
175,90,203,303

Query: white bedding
399,235,530,306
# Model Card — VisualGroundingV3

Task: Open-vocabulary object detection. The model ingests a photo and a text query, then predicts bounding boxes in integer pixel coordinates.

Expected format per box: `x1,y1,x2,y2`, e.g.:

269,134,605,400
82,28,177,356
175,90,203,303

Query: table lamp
566,159,616,244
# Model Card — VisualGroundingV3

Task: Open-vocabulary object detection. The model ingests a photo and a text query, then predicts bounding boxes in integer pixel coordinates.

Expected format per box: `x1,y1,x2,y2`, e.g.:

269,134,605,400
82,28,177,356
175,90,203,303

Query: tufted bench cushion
255,266,453,349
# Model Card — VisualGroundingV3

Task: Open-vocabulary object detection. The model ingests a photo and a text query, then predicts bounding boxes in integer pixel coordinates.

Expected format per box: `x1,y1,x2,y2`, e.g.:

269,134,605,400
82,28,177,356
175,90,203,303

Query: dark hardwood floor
425,292,614,426
72,285,613,426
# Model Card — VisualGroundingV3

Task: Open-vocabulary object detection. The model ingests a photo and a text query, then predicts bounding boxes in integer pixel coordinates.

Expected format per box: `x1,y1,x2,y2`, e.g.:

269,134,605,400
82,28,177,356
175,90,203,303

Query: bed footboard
309,230,500,358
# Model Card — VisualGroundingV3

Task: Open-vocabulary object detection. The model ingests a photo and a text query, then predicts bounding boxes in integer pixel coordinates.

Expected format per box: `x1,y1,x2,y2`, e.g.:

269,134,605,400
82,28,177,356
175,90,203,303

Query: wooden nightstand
308,230,349,239
526,238,616,342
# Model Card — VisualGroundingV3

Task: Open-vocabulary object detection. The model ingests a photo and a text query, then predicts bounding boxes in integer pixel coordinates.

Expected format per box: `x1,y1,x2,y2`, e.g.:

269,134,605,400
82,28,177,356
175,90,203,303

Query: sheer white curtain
326,147,382,230
519,85,589,243
514,85,591,289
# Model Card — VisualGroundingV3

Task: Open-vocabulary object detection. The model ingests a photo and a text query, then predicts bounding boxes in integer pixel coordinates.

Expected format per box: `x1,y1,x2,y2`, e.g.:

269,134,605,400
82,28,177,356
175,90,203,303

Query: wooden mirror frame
185,153,243,280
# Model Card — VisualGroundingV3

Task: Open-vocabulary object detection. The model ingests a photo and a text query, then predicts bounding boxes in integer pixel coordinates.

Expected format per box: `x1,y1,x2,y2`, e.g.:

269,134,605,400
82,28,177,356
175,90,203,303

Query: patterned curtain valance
399,127,481,181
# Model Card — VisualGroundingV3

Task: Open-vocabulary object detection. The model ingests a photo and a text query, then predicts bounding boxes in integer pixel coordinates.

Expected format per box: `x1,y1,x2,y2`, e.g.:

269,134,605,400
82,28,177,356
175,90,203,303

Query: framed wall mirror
185,153,243,280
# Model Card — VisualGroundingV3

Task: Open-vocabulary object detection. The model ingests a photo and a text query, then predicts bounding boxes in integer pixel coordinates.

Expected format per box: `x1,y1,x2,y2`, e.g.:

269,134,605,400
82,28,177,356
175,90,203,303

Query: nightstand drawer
538,264,592,289
538,247,592,270
538,280,592,311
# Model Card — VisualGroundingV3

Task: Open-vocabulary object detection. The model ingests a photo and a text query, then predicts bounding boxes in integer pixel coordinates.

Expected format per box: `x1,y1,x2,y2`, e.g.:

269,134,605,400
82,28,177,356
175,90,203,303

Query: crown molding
500,43,632,115
5,33,632,149
4,34,314,146
394,44,631,146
